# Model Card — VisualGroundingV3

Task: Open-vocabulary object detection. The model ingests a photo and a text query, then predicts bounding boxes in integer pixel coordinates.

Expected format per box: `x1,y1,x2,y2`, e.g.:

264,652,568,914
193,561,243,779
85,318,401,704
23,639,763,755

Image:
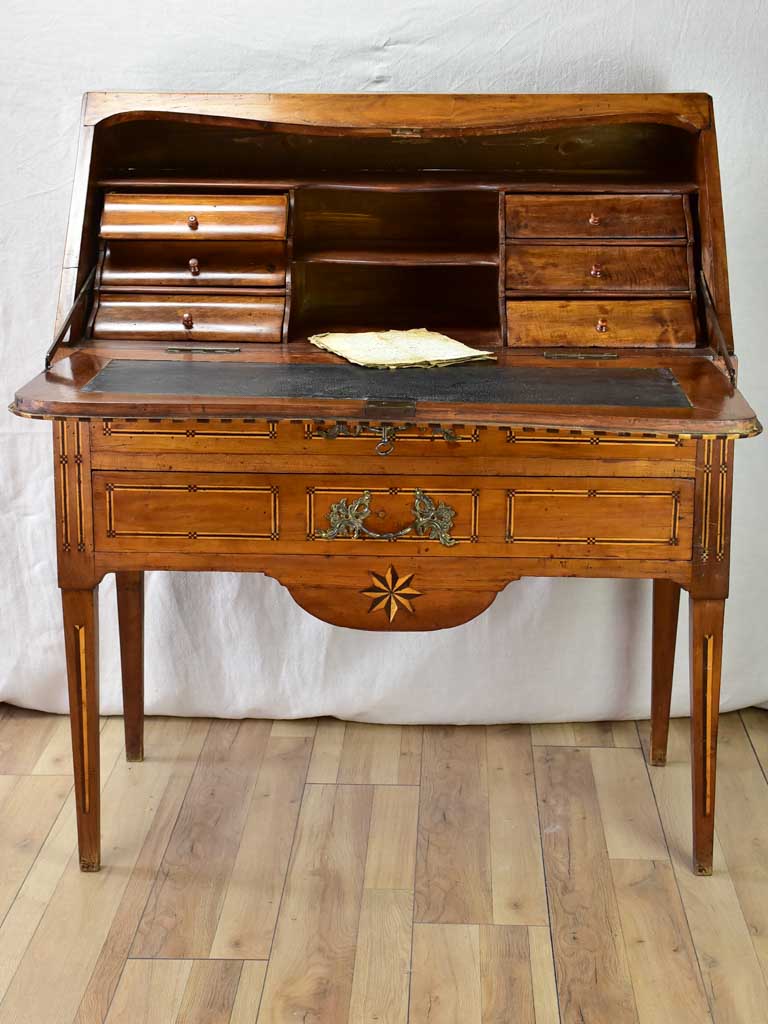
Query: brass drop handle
590,263,603,278
595,317,609,333
317,488,458,547
188,258,200,276
187,214,199,231
182,312,194,330
588,212,601,226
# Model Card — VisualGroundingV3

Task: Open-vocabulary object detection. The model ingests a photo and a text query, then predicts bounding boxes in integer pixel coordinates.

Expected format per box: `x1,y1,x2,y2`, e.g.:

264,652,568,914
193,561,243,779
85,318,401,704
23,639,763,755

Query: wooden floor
0,707,767,1023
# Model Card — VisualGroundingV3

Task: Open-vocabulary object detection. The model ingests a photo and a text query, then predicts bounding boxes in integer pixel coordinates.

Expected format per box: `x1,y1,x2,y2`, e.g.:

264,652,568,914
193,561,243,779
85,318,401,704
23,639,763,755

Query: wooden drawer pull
595,317,609,333
590,263,603,278
187,215,199,231
182,312,194,330
588,212,601,226
188,258,200,276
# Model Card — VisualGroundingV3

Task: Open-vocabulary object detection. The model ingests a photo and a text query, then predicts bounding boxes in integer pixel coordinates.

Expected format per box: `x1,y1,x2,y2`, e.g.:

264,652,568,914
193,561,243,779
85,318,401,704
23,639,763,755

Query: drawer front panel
89,419,697,475
101,241,287,288
92,470,692,560
92,294,285,343
505,195,686,239
93,472,280,552
101,193,289,240
505,244,689,292
506,298,696,347
505,478,693,556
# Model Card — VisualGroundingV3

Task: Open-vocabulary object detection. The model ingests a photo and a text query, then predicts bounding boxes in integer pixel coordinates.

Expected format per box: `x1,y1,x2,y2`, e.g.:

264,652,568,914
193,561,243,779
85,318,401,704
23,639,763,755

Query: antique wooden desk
11,93,760,875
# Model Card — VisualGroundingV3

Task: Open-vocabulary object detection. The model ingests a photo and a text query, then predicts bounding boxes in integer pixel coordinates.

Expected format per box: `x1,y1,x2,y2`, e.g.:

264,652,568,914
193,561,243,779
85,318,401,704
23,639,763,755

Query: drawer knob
595,318,609,333
588,212,601,226
182,312,194,330
187,215,199,231
590,263,603,278
188,258,200,276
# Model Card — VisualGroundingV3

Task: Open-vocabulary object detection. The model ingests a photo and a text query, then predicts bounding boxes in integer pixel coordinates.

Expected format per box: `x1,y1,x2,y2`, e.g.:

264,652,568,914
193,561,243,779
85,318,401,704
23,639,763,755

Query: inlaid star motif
361,566,422,622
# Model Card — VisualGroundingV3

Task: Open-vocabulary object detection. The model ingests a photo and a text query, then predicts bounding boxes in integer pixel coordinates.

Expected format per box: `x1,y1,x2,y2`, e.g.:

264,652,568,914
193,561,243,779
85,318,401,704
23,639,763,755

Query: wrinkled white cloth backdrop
1,0,766,720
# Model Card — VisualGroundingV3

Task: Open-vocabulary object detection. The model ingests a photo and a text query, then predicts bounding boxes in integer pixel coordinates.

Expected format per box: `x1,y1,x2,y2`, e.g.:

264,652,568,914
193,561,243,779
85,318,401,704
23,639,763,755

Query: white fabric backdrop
1,0,766,721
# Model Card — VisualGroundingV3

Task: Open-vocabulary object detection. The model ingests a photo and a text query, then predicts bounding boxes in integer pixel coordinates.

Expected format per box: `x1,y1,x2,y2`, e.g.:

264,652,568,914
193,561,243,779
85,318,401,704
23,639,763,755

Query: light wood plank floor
0,704,767,1023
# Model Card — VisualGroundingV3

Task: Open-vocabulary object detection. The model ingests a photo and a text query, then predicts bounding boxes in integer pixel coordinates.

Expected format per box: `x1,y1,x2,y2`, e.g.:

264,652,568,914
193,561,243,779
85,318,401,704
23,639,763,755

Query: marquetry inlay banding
75,423,86,552
506,429,684,446
74,624,90,814
703,632,715,816
102,418,278,440
57,421,70,553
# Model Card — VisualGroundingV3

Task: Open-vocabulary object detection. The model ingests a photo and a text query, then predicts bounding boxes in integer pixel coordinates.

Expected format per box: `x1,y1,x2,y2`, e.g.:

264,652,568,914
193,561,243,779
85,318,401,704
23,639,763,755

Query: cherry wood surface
9,92,763,879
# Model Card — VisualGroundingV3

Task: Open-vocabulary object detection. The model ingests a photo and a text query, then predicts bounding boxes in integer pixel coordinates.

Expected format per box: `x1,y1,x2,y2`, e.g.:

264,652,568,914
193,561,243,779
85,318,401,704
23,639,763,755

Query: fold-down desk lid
10,351,762,439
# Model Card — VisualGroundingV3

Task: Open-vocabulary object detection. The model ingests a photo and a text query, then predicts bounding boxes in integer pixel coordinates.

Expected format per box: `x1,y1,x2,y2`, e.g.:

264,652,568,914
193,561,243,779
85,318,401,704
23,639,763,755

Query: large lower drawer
505,194,687,239
92,470,693,560
505,244,689,292
91,293,285,343
100,193,289,240
101,240,287,288
506,298,697,347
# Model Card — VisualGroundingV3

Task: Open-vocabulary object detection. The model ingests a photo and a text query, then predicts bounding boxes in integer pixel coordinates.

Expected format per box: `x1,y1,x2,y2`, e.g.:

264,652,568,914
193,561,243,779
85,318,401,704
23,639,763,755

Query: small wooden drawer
506,298,697,347
93,471,281,552
505,477,693,557
91,293,285,343
100,193,289,240
92,419,278,454
505,245,689,292
505,195,686,239
101,241,287,288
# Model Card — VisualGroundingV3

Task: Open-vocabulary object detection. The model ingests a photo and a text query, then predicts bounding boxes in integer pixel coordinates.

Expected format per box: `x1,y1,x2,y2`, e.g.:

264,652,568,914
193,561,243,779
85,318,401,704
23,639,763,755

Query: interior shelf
294,245,499,267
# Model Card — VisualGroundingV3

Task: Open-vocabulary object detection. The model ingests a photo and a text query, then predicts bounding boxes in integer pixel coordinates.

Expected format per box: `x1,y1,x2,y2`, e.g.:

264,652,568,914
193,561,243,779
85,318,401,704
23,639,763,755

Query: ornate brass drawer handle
313,422,458,455
318,488,458,546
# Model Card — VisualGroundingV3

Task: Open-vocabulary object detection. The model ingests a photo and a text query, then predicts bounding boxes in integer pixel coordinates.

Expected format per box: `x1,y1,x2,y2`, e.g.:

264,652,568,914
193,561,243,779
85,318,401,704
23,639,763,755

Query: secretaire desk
11,92,761,875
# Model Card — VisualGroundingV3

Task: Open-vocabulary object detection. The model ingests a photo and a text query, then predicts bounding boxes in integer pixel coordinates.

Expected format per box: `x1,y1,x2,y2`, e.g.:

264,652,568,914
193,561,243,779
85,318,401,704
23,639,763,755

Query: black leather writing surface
83,360,690,409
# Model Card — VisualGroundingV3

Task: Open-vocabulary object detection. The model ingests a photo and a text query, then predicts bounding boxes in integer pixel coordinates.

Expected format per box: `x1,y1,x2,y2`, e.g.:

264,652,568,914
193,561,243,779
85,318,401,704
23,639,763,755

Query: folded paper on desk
308,328,497,369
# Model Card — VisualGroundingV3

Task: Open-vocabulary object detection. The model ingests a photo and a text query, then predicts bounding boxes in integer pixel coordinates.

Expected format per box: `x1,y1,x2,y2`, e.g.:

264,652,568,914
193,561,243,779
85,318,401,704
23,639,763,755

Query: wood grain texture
486,725,548,925
506,298,697,347
257,784,373,1023
505,194,687,239
534,746,638,1023
0,720,125,1004
0,775,71,922
416,726,493,925
649,720,768,1023
73,720,210,1024
590,747,669,860
710,713,768,979
363,785,420,890
306,717,346,783
2,713,768,1021
338,723,403,784
611,859,711,1024
100,193,288,241
506,243,689,292
92,292,285,343
0,719,196,1024
410,924,483,1024
131,719,271,958
210,734,312,959
347,890,412,1024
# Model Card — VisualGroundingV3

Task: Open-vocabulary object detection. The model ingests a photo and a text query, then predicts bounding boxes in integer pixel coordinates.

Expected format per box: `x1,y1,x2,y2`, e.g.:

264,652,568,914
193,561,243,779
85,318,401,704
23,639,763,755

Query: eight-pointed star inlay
361,566,422,622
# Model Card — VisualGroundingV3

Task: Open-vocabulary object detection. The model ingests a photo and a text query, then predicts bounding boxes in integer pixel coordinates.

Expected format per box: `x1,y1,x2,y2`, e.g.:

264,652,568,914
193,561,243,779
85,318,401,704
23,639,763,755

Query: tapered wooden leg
62,586,101,871
650,579,681,765
689,596,725,876
116,571,144,762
